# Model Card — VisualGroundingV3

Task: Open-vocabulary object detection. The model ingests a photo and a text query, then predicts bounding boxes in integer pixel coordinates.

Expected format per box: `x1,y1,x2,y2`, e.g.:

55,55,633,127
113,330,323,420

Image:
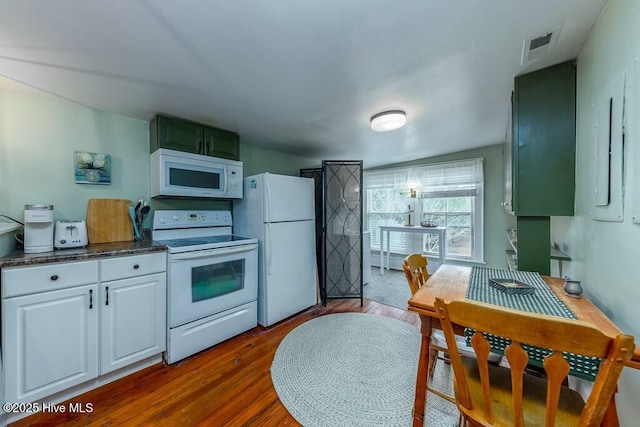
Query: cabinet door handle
133,264,140,270
50,274,59,281
105,286,109,306
89,289,93,309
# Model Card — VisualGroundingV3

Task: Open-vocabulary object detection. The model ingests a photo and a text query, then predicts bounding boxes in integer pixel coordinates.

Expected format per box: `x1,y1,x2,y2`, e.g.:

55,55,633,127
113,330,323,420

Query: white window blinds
364,167,413,189
415,158,484,193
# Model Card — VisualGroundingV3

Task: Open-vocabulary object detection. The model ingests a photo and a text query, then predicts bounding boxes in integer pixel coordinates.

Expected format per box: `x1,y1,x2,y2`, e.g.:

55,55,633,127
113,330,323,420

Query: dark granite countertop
0,239,167,268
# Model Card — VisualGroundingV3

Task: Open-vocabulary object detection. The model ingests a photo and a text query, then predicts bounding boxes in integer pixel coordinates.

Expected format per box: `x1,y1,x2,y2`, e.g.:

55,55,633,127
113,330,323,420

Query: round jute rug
270,313,458,427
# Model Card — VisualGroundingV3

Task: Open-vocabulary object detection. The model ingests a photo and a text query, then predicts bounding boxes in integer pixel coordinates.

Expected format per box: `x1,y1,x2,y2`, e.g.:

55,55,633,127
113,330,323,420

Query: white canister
24,204,55,253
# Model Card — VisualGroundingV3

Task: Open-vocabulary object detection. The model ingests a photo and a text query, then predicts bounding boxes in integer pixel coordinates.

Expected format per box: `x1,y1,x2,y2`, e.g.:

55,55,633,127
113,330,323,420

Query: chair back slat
504,342,528,427
470,332,494,423
434,298,635,427
543,351,571,427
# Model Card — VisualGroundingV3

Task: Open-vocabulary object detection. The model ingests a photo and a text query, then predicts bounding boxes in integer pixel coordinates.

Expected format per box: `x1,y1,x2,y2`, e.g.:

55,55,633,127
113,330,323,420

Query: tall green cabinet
505,61,576,275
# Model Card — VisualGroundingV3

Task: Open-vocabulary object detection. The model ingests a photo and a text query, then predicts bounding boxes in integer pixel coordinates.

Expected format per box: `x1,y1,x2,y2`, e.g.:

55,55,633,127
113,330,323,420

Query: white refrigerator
233,173,318,327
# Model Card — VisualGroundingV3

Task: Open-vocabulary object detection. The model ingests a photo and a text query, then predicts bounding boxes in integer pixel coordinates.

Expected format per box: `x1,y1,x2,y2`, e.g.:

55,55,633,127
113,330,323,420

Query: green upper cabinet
150,115,203,154
511,61,576,216
204,126,240,160
150,114,240,160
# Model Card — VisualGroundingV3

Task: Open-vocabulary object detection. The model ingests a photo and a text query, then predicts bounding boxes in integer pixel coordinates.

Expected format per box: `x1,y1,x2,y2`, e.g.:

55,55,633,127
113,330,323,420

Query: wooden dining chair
403,253,430,295
434,298,635,427
402,254,501,405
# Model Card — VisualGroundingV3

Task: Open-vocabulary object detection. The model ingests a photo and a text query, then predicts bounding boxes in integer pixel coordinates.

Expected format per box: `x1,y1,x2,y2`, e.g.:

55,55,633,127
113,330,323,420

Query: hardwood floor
11,299,419,426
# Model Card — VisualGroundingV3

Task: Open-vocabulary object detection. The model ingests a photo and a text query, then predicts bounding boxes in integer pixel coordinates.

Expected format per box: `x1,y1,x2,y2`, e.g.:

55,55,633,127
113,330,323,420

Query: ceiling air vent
521,28,560,65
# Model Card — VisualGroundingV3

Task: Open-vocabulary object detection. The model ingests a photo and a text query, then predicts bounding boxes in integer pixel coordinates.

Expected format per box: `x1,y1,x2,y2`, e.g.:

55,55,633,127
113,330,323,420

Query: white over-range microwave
150,148,243,199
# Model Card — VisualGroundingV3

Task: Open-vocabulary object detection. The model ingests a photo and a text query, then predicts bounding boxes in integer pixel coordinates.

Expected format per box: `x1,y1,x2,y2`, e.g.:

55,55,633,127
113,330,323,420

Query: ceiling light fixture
370,110,406,132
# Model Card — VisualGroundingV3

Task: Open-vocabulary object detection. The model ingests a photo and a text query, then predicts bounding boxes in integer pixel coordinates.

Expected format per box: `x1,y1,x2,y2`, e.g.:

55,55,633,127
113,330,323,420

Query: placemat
465,267,599,380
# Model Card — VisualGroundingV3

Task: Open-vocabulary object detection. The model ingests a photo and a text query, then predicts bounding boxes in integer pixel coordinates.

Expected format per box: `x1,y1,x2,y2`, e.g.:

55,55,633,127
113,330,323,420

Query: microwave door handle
223,167,229,194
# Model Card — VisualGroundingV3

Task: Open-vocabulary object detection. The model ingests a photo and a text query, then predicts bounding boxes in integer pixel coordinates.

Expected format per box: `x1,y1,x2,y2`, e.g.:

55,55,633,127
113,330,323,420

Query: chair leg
428,348,438,379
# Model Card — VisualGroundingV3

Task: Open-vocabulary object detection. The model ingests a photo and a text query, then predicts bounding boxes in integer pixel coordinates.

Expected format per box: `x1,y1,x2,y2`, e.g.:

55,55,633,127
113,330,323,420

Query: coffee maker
24,204,54,253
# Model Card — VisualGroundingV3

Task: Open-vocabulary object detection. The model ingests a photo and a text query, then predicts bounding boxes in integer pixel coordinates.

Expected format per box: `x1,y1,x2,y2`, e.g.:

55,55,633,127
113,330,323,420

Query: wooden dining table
407,264,640,427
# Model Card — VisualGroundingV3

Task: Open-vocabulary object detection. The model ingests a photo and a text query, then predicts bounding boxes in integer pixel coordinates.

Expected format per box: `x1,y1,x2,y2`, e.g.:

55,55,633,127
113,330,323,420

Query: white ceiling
0,0,607,168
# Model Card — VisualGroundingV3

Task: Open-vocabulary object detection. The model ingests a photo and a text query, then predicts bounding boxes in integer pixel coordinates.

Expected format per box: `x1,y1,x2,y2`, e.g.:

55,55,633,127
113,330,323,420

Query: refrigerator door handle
266,222,272,275
265,175,271,223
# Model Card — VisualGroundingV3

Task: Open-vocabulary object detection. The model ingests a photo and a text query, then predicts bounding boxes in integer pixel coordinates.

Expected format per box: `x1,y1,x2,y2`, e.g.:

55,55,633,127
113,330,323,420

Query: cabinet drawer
2,260,99,298
100,252,166,282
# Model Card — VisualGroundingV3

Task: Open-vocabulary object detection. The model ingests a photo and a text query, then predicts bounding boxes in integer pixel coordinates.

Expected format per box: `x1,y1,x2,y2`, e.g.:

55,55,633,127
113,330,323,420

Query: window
364,158,484,263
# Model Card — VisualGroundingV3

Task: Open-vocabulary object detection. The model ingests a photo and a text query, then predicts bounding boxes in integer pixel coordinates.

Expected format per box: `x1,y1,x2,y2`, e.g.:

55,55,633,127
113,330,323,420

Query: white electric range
152,210,258,364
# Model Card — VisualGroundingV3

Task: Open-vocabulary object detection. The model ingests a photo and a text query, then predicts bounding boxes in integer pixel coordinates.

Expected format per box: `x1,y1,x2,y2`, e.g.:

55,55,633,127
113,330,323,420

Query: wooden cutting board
87,199,134,243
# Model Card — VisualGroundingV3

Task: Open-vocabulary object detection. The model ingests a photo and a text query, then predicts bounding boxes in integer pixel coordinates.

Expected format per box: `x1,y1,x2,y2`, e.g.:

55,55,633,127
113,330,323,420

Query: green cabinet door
513,61,576,216
150,115,203,154
204,126,240,160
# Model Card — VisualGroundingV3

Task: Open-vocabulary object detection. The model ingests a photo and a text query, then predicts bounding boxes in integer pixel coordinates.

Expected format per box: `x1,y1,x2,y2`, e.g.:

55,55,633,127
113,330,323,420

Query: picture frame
74,151,111,185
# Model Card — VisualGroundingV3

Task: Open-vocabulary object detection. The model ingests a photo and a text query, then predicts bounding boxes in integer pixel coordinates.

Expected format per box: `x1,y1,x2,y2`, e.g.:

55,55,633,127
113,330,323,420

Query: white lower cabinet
101,273,166,374
1,252,166,406
3,284,99,403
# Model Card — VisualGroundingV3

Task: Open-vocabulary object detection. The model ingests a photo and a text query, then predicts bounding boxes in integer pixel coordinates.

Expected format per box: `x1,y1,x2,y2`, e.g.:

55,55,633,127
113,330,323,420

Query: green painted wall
368,143,513,269
568,0,640,423
0,84,150,224
0,80,318,256
241,143,318,177
0,89,10,255
0,233,14,257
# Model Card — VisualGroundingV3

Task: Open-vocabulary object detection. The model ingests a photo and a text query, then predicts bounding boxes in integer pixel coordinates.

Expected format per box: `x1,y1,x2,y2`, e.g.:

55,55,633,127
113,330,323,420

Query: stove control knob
172,215,179,221
160,218,166,224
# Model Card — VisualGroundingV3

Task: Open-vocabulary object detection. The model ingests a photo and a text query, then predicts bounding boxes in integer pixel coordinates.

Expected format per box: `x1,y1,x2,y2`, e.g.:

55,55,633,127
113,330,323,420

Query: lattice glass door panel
323,161,363,304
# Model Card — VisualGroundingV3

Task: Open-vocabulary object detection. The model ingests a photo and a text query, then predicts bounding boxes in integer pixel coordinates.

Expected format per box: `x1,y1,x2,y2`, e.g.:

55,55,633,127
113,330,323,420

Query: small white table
379,225,447,274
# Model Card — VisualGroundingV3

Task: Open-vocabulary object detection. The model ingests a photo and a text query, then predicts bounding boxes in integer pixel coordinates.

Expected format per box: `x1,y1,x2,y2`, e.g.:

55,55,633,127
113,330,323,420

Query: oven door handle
170,244,257,261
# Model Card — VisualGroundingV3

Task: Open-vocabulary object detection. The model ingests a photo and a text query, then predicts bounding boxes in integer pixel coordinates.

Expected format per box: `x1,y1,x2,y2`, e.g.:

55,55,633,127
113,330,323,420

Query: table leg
380,228,384,275
440,229,446,265
386,231,391,272
413,314,433,427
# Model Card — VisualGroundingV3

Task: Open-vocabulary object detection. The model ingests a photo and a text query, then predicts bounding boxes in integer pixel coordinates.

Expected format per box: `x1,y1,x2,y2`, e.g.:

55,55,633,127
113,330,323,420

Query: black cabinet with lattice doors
302,161,363,306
